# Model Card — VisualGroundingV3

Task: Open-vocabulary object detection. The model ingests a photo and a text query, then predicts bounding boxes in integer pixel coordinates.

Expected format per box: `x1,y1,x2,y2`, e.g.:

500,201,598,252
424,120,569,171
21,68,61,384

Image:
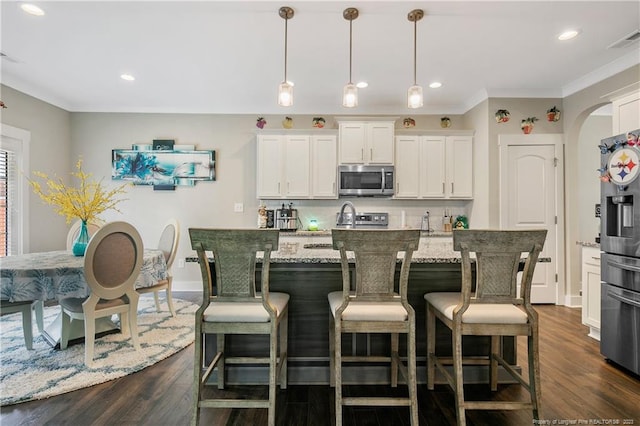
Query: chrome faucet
338,201,357,228
421,210,431,233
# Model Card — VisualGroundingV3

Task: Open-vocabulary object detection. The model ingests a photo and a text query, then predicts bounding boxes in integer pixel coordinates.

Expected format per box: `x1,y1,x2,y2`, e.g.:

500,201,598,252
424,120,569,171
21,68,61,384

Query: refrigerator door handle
608,290,640,308
606,259,640,273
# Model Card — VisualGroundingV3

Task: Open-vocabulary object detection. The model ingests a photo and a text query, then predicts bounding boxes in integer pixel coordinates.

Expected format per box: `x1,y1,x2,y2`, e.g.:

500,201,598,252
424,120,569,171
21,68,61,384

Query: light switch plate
234,203,244,212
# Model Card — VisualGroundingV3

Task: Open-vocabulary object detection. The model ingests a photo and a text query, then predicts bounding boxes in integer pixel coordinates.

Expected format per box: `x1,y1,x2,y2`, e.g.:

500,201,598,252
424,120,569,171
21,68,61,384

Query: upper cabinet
612,90,640,134
338,121,394,164
395,134,473,199
311,134,338,199
256,132,337,200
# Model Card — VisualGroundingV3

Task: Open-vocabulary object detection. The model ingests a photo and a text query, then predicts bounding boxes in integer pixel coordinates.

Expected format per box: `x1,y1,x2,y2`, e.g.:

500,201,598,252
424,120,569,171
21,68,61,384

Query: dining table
0,249,168,348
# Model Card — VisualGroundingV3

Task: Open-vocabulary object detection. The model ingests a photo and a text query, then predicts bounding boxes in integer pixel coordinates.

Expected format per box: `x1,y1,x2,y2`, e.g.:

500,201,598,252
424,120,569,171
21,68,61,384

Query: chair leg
490,335,500,391
217,334,225,389
453,330,466,426
334,319,343,426
408,324,419,426
268,322,277,426
84,311,96,366
33,301,44,334
165,286,176,317
329,315,335,387
391,332,399,387
127,303,141,351
60,309,71,350
529,329,542,420
192,326,204,426
426,303,436,390
21,306,33,350
279,310,288,389
151,290,160,313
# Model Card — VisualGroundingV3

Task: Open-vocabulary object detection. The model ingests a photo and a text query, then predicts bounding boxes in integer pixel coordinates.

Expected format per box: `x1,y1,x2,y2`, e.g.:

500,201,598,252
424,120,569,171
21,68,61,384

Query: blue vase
72,220,90,256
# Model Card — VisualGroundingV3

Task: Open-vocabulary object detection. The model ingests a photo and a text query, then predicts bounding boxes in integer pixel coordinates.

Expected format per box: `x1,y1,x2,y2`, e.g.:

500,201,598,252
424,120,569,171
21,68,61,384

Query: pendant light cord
413,18,417,86
348,17,353,84
284,15,288,82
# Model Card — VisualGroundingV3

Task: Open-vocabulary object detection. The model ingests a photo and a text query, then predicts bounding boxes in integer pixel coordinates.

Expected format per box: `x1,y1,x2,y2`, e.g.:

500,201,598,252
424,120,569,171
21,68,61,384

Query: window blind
0,148,17,256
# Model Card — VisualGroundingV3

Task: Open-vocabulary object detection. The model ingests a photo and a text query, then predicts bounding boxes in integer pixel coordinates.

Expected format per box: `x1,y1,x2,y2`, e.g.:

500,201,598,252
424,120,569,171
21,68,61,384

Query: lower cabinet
581,245,601,340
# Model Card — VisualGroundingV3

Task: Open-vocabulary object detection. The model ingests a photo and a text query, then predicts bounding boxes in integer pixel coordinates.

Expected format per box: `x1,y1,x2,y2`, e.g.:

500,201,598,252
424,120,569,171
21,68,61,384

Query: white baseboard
564,294,582,308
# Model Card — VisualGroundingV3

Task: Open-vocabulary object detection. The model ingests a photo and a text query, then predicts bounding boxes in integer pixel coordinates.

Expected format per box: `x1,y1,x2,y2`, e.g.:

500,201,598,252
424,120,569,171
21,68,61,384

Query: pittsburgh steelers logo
607,147,640,185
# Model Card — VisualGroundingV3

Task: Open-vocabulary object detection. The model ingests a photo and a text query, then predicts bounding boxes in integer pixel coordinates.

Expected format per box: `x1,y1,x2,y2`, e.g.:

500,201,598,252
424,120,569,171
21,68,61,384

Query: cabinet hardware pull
361,148,364,161
451,182,454,194
370,148,373,161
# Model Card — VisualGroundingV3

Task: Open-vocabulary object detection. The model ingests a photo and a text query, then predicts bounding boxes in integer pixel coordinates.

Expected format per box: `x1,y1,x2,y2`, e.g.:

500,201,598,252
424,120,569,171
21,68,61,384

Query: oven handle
606,259,640,273
608,290,640,308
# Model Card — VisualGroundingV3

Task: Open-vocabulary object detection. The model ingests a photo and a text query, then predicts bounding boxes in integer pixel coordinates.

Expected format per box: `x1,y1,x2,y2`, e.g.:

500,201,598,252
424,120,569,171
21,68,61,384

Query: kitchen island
196,232,533,385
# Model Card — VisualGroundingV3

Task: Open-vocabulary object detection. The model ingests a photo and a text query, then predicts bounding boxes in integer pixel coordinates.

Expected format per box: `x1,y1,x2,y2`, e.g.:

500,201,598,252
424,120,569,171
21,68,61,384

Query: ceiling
1,1,639,115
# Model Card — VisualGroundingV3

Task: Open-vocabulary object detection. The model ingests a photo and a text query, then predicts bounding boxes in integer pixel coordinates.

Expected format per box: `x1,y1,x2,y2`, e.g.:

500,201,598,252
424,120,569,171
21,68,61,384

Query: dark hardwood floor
1,293,639,425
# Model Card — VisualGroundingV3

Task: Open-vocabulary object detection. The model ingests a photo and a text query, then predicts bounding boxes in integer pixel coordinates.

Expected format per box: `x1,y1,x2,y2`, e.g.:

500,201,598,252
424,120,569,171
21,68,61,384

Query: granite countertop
187,232,550,264
576,240,600,248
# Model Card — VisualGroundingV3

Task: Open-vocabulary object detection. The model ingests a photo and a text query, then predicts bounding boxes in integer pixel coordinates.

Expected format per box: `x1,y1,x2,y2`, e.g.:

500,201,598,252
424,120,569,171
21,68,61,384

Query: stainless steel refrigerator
599,129,640,376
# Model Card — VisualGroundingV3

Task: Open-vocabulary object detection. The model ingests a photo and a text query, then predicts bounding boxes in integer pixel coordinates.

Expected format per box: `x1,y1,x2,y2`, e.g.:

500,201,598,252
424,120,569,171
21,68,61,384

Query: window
0,124,30,256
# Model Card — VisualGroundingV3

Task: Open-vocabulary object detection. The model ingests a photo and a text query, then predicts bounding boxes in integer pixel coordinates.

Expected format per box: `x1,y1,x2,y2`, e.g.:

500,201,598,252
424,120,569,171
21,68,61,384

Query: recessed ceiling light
429,82,442,89
21,3,45,16
356,82,368,88
558,30,580,41
120,74,135,81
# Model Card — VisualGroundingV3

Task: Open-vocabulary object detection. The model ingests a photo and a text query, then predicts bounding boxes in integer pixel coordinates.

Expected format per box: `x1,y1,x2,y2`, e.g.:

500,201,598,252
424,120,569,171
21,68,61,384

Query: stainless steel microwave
338,165,394,197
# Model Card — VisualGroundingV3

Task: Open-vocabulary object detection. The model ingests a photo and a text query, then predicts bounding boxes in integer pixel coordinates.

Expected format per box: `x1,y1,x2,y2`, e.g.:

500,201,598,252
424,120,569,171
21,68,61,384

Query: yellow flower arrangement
28,158,128,224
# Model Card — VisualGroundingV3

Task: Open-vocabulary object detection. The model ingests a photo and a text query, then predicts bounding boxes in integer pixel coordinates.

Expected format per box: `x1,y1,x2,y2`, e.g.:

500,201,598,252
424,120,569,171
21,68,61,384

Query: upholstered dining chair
189,228,288,426
425,229,547,426
66,219,103,250
137,218,179,316
59,221,143,366
329,228,421,426
0,300,43,349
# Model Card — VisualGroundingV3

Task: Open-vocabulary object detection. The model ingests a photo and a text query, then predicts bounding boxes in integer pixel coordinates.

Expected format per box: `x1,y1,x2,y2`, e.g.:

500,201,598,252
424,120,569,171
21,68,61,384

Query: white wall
578,114,611,243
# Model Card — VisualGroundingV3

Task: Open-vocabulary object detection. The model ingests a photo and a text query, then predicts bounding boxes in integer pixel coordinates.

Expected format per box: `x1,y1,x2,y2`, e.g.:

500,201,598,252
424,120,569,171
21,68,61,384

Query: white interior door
500,135,563,304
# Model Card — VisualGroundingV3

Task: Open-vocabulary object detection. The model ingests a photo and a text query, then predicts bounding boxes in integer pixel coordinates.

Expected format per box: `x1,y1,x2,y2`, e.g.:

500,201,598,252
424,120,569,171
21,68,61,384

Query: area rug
0,296,197,406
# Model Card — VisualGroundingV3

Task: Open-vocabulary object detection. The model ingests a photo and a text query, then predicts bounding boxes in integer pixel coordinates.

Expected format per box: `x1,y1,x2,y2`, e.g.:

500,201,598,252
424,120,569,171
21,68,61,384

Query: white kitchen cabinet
338,121,394,164
612,90,640,134
581,245,601,341
256,134,310,199
394,134,472,199
311,134,338,198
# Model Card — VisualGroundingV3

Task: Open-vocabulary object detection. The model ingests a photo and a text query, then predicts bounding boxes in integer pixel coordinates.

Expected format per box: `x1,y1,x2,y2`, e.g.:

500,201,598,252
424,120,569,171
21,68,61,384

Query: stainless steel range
599,129,640,376
335,212,389,229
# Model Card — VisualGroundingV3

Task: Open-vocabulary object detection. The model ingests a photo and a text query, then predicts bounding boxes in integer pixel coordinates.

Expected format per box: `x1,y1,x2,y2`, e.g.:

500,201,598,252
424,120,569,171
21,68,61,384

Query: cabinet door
581,246,601,339
446,136,473,198
257,135,283,198
339,122,365,163
394,136,420,198
311,135,337,198
367,122,394,164
421,136,446,198
612,91,640,134
283,135,310,198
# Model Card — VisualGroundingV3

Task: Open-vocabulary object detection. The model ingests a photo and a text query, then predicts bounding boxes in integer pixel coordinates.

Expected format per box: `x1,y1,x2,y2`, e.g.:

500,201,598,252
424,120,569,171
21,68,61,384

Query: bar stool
425,229,546,426
189,228,288,426
328,228,421,426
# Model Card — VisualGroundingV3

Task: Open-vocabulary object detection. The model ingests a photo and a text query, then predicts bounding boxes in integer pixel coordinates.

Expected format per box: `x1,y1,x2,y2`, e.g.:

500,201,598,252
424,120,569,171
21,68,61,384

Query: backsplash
260,199,471,232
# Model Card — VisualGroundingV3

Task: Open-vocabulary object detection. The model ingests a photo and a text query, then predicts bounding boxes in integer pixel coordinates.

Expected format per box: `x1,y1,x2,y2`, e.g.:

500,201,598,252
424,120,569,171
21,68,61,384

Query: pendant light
342,8,359,108
278,6,294,107
407,9,424,109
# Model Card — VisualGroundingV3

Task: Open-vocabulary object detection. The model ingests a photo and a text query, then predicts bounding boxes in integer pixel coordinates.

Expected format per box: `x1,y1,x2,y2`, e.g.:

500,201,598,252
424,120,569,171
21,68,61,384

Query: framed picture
152,139,175,151
112,149,215,186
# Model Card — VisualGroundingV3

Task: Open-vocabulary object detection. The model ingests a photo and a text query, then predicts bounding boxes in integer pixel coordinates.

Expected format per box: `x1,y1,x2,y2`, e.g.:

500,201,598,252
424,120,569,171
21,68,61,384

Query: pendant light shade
407,9,424,109
342,8,359,108
278,6,294,107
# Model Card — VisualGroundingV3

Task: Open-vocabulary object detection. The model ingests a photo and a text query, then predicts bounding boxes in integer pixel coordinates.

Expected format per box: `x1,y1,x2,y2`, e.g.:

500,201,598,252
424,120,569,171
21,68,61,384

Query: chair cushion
328,291,408,322
203,292,289,323
425,292,528,324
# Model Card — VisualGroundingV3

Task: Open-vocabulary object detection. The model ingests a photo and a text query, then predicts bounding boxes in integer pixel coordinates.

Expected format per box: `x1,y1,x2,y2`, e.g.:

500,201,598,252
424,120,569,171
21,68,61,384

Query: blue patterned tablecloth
0,249,168,302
